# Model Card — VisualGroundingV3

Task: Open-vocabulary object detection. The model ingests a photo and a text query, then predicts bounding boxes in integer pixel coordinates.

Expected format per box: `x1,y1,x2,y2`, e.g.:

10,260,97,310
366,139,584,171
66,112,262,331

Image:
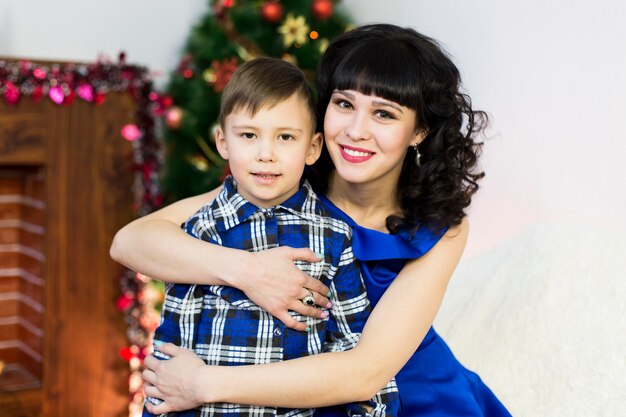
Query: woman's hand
236,247,332,331
142,343,208,414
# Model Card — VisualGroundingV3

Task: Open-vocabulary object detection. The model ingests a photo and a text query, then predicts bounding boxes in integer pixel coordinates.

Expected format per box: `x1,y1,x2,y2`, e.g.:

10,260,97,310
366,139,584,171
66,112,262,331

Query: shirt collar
213,176,318,233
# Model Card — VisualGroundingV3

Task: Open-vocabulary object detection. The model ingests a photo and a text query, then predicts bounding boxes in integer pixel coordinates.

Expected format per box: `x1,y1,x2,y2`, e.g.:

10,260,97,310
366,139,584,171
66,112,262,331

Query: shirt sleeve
323,244,400,417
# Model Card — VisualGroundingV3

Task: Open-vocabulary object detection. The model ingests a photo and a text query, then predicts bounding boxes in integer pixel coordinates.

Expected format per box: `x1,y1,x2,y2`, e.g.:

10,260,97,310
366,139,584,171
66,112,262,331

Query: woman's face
323,89,423,190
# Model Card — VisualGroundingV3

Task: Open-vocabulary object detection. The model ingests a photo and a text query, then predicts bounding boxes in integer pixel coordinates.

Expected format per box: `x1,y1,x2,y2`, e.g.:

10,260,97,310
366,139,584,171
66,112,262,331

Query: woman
111,24,511,416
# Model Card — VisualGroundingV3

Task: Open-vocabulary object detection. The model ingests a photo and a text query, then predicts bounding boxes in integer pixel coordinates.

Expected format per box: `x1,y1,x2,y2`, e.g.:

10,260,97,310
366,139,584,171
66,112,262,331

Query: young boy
146,58,398,417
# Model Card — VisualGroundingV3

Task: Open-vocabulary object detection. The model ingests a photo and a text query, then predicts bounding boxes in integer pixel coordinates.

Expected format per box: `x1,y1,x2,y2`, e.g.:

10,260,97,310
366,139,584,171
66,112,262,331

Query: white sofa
434,223,626,417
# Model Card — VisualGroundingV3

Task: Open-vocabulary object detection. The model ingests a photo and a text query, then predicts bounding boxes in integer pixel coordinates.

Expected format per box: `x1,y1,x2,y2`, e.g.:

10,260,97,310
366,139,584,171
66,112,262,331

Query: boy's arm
323,245,400,417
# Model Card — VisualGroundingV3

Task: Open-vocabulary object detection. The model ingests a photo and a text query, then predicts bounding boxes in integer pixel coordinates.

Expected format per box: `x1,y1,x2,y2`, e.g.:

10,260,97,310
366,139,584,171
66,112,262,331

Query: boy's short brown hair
219,57,316,131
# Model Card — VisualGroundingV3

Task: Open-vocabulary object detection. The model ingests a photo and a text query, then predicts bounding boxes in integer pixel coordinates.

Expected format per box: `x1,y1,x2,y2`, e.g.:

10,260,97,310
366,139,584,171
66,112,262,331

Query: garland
0,56,164,416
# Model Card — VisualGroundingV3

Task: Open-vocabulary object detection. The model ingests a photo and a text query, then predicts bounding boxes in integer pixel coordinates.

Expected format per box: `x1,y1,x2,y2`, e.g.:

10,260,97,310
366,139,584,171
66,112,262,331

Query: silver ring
302,290,315,306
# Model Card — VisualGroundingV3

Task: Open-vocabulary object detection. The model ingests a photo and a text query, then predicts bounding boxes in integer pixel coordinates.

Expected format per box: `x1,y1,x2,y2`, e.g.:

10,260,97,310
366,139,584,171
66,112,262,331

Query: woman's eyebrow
334,90,404,113
372,100,404,113
334,90,355,99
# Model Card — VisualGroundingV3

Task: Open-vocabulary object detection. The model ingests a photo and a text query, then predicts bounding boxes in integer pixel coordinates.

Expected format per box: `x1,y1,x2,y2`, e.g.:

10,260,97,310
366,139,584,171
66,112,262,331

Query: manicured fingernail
305,326,311,332
315,252,324,259
321,311,329,319
326,302,333,309
153,340,164,347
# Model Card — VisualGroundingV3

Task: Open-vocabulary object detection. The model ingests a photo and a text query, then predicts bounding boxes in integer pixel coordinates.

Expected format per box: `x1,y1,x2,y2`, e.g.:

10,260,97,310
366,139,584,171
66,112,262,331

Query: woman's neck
326,172,400,233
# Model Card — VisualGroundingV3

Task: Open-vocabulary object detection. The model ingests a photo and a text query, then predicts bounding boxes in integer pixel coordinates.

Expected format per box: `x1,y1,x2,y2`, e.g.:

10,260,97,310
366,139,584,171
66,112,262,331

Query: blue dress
316,196,511,417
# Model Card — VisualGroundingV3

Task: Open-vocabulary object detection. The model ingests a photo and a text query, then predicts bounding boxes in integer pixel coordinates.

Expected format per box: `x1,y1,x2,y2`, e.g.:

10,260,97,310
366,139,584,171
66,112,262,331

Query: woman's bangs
332,45,417,109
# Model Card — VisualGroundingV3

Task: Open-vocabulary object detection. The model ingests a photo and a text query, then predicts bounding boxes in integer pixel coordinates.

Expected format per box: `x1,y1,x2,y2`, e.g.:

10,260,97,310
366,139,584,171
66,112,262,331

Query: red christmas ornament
32,86,44,102
161,96,173,108
3,81,20,105
94,92,106,105
119,346,135,361
211,58,239,92
49,86,64,105
77,84,94,102
121,124,142,142
116,293,134,311
311,0,333,20
64,90,76,106
166,107,183,129
261,1,284,23
33,68,47,80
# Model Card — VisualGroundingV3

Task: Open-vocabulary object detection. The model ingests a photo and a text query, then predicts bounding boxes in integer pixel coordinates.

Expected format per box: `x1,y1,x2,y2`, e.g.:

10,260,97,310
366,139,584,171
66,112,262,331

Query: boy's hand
239,247,331,331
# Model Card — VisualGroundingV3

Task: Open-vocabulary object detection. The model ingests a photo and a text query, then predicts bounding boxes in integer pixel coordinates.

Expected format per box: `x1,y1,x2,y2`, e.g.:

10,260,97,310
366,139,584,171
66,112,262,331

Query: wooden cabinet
0,89,136,416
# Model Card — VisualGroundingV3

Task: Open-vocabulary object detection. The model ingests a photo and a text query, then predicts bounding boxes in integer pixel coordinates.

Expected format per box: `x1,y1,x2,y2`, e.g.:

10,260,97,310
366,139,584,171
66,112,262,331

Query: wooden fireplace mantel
0,79,137,416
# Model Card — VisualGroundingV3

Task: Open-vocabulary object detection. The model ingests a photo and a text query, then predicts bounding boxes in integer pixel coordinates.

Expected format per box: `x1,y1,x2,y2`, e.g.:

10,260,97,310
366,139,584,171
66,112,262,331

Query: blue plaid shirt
147,177,399,417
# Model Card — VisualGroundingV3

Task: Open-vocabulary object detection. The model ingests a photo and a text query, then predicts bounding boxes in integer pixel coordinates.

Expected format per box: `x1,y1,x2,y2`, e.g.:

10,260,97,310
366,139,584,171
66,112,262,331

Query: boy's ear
215,126,229,160
305,132,323,166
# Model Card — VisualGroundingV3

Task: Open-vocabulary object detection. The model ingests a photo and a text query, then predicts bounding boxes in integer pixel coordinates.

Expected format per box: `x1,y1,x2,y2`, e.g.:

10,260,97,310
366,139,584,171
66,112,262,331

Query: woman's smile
339,144,375,162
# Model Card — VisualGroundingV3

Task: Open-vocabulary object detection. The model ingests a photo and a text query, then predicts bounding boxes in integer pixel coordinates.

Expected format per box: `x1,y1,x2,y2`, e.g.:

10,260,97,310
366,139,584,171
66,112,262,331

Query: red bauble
165,107,183,129
311,0,333,20
261,1,284,23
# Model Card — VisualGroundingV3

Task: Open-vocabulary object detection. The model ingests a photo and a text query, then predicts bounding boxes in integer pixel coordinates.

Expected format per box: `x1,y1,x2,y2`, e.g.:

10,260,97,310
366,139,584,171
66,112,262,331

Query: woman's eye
278,134,294,141
241,132,256,139
375,110,395,120
334,99,353,109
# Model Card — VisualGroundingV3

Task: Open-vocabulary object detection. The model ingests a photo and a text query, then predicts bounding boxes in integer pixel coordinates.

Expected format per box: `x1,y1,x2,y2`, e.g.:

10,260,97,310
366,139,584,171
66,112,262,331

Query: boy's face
216,93,322,208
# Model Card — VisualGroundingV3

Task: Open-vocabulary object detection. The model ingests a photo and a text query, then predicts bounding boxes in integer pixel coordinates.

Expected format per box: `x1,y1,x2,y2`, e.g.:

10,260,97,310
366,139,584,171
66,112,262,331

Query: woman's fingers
286,247,324,264
242,246,332,329
154,342,182,356
301,275,330,301
143,353,159,371
143,381,161,398
142,367,156,385
274,310,309,331
145,400,171,415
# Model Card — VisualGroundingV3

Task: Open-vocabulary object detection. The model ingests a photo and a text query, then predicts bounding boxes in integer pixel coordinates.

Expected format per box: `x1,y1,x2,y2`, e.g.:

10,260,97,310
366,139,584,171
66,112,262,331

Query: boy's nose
256,140,276,162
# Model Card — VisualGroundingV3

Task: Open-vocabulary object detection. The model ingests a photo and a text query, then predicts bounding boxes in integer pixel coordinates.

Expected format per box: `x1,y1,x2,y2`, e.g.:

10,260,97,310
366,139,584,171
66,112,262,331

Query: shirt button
273,327,282,337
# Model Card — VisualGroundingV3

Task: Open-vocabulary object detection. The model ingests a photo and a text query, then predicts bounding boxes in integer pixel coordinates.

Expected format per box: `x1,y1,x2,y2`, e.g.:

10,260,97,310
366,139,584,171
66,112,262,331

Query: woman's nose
344,112,371,141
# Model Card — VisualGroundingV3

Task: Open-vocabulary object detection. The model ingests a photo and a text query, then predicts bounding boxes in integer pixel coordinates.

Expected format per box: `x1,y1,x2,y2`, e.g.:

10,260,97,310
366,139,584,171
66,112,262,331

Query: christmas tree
161,0,353,202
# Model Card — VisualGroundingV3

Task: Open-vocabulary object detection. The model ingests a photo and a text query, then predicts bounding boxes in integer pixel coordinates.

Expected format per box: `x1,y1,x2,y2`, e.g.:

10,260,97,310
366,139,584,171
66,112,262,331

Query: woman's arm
110,187,330,329
142,219,469,413
110,188,223,282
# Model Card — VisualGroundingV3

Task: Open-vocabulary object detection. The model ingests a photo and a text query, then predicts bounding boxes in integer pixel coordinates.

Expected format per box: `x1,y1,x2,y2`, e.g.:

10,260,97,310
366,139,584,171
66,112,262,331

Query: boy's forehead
225,94,315,129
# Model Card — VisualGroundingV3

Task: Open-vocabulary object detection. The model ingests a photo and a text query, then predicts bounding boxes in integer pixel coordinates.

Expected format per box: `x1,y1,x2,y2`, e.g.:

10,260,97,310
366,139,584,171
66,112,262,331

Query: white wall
2,0,624,257
0,0,206,86
343,0,626,255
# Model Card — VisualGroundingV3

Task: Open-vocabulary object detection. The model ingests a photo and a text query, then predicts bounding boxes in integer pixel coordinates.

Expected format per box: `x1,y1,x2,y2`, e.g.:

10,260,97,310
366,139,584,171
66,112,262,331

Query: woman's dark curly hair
310,24,487,234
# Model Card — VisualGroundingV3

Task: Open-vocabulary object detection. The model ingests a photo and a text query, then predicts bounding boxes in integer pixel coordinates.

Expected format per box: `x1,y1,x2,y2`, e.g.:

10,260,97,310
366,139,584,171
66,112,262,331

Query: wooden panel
0,226,20,244
0,298,19,318
0,387,41,417
0,202,21,220
0,274,20,293
42,93,135,417
0,109,47,165
0,78,138,416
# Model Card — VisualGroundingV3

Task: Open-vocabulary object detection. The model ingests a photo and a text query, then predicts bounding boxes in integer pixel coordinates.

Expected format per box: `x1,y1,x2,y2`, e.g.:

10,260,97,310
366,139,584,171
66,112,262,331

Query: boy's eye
278,134,294,141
